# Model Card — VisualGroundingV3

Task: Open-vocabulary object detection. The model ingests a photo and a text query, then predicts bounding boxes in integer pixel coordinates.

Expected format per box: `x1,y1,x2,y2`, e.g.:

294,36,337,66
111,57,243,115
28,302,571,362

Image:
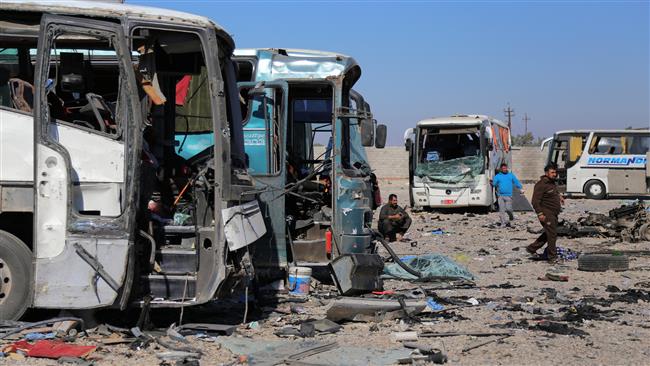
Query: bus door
33,15,140,308
239,81,288,267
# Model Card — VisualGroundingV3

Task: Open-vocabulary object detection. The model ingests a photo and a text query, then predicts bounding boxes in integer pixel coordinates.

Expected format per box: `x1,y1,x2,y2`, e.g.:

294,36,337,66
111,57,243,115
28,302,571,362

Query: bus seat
8,78,34,112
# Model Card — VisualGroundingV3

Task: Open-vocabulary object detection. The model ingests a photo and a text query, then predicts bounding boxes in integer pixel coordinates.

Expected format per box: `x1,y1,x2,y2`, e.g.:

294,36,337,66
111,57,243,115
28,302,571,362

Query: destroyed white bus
404,115,511,210
541,129,650,199
0,0,266,320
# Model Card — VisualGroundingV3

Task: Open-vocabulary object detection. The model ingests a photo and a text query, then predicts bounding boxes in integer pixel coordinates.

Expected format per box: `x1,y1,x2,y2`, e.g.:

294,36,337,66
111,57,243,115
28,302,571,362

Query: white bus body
0,0,265,320
404,115,511,209
542,129,650,199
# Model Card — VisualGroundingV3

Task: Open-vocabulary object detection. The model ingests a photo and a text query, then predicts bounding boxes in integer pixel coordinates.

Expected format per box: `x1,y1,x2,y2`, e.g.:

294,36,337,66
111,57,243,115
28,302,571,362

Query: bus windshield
415,127,484,183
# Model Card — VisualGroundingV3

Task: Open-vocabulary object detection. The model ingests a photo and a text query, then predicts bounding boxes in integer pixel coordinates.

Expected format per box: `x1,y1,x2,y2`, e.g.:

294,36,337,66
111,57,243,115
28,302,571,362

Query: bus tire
578,254,629,272
584,180,606,200
0,230,32,320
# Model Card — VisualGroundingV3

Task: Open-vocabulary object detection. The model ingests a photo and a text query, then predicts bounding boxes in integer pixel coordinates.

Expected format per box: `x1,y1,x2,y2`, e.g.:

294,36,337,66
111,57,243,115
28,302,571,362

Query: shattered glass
414,156,483,185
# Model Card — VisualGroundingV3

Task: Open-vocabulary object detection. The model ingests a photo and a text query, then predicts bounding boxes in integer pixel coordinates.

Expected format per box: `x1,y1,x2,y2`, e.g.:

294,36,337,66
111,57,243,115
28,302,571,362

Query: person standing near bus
527,163,563,263
492,163,524,227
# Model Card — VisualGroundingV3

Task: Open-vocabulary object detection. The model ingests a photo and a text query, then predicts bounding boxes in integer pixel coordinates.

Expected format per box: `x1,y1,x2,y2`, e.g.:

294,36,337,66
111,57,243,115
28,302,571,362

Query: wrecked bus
232,48,387,272
0,0,265,320
404,115,511,210
541,129,650,199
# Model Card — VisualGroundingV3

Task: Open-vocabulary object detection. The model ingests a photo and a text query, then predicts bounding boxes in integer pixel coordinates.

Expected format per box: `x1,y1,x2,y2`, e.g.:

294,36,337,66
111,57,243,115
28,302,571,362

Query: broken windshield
415,128,484,183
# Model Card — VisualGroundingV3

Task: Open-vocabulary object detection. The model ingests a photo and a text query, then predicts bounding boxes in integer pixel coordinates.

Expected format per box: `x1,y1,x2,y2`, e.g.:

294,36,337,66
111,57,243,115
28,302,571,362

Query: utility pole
523,113,531,135
504,103,514,130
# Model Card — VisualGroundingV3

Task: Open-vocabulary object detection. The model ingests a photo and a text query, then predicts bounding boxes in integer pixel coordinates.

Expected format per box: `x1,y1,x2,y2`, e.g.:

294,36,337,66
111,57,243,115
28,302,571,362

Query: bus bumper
412,185,491,208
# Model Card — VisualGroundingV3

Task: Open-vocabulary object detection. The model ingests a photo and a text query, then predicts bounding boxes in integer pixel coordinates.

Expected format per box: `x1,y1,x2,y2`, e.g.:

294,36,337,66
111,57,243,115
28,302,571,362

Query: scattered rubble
558,202,650,242
1,194,648,365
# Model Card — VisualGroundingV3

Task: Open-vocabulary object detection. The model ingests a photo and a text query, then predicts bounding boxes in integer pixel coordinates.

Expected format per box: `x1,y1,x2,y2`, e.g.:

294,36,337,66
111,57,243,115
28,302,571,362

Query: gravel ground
4,180,650,366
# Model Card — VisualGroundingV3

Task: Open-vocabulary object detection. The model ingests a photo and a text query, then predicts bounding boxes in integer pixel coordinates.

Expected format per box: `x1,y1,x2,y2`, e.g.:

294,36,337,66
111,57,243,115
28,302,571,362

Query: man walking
378,194,412,242
492,163,524,227
526,163,563,263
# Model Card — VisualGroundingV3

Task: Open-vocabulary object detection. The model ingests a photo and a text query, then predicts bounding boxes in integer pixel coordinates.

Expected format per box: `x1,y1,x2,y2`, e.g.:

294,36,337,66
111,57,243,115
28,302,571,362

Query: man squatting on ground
491,163,524,227
378,194,412,242
527,163,563,263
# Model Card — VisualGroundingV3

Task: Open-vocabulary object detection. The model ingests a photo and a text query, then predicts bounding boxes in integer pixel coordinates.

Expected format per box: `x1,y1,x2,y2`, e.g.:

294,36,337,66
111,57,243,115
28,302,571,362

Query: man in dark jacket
526,163,563,263
378,194,411,242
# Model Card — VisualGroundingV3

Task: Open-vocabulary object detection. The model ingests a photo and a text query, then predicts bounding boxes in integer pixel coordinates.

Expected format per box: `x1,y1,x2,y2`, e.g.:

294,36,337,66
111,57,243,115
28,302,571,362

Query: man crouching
378,194,412,242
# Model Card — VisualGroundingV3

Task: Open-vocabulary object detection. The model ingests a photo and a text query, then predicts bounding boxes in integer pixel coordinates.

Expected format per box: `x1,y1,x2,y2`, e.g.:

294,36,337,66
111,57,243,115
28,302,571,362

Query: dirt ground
4,180,650,366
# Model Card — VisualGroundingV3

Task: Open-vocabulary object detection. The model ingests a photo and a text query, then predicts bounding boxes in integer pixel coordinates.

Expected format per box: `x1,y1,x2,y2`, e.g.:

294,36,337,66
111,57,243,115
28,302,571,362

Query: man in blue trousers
492,163,524,227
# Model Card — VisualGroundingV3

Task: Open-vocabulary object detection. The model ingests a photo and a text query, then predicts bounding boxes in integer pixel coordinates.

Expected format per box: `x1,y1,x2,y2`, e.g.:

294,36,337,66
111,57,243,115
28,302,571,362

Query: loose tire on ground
578,254,629,272
584,180,606,200
0,230,33,320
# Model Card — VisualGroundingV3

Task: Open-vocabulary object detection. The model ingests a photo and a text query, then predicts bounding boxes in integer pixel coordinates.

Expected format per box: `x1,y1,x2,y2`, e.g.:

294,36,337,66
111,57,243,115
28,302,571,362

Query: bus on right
541,129,650,199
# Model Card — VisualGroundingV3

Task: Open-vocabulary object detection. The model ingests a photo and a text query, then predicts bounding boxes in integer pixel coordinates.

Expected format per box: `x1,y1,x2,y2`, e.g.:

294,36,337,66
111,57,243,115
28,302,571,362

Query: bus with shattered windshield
541,129,650,199
232,48,387,275
0,0,266,320
404,115,511,210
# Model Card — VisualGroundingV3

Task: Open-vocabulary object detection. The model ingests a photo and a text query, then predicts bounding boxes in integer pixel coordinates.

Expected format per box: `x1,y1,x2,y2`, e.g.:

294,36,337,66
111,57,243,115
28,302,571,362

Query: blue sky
132,0,649,145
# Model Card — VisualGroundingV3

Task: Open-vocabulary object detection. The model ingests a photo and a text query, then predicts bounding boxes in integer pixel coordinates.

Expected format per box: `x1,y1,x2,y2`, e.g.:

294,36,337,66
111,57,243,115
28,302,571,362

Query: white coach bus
404,115,511,210
541,129,650,199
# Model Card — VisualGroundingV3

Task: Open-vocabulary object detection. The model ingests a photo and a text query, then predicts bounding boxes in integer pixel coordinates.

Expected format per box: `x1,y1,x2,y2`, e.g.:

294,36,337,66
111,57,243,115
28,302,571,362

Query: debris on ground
383,254,476,282
6,340,97,359
325,297,427,322
2,195,648,365
539,272,569,282
531,321,589,337
400,342,448,364
608,289,650,303
557,202,650,242
560,304,620,322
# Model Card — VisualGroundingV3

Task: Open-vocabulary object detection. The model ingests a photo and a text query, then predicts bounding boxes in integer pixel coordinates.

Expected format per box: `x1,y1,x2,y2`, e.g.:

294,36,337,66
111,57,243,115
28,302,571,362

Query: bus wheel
584,180,606,200
0,230,32,320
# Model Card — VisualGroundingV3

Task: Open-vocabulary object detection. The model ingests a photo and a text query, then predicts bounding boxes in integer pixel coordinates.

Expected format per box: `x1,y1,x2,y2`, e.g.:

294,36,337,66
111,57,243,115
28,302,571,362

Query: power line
523,113,531,135
504,103,514,130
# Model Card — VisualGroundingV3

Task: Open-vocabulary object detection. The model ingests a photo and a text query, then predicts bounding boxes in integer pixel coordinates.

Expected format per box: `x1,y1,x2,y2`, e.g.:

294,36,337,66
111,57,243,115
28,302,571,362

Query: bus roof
416,115,508,129
233,48,360,82
554,129,650,135
0,0,234,48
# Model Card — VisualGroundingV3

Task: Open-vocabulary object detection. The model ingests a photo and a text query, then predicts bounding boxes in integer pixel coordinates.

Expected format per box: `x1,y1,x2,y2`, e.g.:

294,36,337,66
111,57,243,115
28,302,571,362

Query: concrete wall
315,145,547,182
510,146,548,182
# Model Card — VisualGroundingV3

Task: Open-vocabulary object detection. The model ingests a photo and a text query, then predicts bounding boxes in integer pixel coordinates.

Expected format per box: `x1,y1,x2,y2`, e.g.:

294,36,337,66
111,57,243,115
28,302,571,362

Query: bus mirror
405,138,412,151
375,124,387,149
360,119,374,147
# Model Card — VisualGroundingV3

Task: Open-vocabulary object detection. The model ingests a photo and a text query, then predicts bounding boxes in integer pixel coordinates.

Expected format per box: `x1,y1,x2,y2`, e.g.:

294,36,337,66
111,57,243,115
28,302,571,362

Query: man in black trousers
527,163,563,263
